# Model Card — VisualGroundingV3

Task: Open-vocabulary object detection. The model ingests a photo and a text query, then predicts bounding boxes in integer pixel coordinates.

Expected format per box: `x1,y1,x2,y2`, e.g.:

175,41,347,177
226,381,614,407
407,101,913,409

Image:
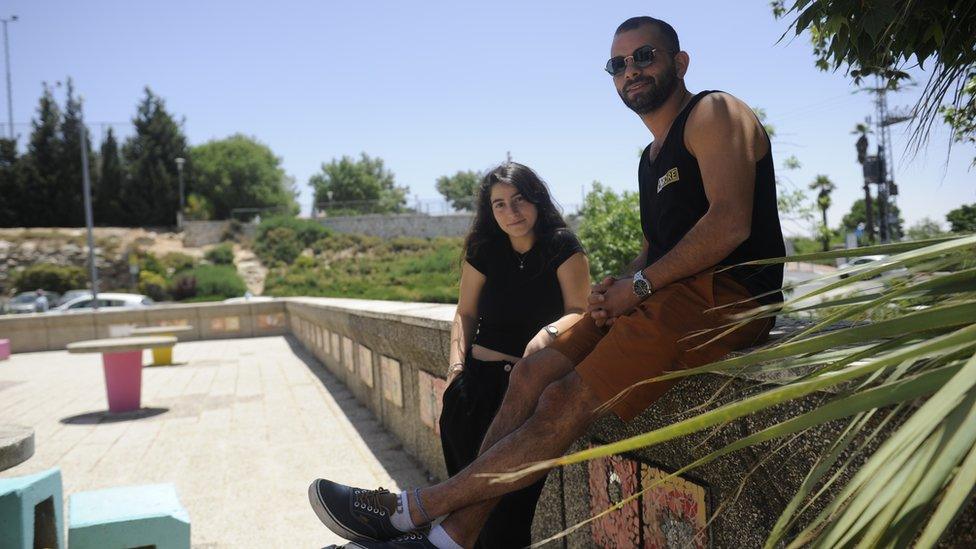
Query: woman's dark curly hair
463,162,568,264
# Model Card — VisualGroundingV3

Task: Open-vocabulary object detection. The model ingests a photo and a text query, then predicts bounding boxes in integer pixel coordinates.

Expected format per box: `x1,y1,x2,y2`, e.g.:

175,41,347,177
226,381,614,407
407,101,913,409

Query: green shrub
577,183,642,279
264,236,461,303
137,251,167,276
161,252,196,274
138,270,169,301
205,242,235,265
310,233,381,255
171,265,246,301
13,264,87,294
221,219,245,242
256,216,331,248
255,227,303,264
170,274,197,300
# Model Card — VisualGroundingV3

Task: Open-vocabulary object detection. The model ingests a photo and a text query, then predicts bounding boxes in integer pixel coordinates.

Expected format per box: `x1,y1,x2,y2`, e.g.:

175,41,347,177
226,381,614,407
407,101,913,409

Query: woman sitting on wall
439,162,590,548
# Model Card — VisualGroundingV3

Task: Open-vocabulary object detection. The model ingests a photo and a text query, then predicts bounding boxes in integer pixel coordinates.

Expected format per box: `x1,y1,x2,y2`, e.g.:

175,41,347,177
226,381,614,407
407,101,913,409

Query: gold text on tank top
657,167,680,192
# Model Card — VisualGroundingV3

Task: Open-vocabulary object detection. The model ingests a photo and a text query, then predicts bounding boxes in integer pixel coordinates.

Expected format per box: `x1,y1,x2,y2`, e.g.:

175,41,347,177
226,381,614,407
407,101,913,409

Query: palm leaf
501,235,976,546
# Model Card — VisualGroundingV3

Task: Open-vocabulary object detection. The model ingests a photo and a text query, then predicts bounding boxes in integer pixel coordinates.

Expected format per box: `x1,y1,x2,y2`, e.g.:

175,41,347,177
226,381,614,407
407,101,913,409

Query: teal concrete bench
0,467,64,549
68,483,190,549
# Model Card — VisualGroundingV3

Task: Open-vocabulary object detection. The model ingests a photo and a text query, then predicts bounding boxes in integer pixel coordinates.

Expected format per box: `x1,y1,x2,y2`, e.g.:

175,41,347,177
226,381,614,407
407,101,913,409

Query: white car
50,293,154,313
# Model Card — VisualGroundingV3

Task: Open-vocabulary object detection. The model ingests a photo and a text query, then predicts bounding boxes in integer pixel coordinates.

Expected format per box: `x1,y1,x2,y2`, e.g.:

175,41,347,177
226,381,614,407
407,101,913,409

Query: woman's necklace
513,248,527,270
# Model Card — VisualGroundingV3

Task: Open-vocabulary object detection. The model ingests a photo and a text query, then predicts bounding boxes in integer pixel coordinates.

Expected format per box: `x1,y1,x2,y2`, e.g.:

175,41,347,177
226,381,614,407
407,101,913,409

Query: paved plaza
0,335,430,548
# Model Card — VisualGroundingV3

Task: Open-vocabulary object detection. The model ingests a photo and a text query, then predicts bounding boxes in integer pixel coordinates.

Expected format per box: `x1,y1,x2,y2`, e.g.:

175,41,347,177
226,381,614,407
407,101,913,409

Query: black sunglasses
605,45,666,76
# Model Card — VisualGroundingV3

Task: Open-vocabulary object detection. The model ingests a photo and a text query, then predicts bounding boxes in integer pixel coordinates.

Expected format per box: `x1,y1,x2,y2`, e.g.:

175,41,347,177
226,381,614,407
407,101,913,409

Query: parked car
58,289,93,306
6,291,61,314
49,293,154,314
838,255,907,280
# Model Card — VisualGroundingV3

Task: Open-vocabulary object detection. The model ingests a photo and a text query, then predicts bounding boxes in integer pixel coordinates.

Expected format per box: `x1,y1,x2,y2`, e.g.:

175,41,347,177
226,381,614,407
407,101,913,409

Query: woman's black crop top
466,229,585,357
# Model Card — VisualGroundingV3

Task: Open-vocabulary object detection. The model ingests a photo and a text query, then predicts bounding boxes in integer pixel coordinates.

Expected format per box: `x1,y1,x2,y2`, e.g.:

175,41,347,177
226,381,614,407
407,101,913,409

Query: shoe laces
352,487,391,517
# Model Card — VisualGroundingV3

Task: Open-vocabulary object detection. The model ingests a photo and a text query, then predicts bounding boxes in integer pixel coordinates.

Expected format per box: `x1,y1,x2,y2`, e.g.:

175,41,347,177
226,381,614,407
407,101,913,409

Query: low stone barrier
0,300,288,353
280,297,974,548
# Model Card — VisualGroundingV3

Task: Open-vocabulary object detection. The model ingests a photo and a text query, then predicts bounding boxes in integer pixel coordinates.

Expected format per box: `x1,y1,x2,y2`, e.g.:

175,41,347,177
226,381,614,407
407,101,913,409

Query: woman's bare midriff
471,344,521,364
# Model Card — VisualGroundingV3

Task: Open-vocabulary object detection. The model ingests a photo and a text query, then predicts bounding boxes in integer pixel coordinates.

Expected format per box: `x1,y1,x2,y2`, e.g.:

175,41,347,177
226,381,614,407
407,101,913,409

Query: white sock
427,524,463,549
389,491,415,532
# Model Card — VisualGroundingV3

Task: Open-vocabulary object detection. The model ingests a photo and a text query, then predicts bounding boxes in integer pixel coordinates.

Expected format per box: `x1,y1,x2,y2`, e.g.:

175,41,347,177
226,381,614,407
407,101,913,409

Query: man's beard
618,64,679,115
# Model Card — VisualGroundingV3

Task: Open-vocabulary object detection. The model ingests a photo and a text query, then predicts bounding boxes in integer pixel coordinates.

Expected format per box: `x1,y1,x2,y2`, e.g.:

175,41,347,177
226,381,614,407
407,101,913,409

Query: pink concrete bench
0,338,10,361
67,336,176,413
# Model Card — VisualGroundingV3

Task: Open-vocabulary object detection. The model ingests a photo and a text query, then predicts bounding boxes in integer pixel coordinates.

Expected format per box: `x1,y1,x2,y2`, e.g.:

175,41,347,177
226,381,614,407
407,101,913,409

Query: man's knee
534,373,599,431
508,348,570,400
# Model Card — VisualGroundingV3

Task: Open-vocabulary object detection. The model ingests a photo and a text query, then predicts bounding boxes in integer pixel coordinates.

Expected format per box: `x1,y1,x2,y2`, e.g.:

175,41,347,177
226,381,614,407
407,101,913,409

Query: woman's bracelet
448,363,464,375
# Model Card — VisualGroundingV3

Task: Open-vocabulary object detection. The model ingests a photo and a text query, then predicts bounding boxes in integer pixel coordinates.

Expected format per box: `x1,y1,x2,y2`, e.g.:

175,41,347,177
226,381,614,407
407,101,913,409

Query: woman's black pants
439,356,548,549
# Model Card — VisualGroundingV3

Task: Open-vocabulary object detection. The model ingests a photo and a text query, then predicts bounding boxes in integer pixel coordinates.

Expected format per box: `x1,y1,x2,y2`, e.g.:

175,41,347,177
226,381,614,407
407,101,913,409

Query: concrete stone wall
279,298,974,548
182,220,257,247
316,214,475,239
316,213,582,239
0,300,288,353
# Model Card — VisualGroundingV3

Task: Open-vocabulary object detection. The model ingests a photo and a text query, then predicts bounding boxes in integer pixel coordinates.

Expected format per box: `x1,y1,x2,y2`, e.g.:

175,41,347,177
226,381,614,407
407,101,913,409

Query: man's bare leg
418,348,576,544
409,371,603,547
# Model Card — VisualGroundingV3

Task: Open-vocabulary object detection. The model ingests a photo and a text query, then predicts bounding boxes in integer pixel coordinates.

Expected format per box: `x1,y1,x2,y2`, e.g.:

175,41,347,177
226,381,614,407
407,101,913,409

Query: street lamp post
175,157,185,229
1,15,17,139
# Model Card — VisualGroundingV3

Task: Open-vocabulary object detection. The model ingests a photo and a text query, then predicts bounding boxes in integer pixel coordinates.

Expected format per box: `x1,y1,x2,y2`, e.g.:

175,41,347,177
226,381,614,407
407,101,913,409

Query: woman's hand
446,363,464,386
523,328,553,358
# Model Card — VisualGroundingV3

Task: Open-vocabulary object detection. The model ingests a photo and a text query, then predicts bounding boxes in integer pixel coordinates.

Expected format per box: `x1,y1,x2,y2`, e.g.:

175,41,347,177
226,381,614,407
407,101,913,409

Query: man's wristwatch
545,324,559,338
633,270,654,298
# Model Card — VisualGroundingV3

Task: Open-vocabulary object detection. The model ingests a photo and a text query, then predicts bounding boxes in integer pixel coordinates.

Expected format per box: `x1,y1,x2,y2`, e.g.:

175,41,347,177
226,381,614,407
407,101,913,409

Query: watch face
633,278,650,297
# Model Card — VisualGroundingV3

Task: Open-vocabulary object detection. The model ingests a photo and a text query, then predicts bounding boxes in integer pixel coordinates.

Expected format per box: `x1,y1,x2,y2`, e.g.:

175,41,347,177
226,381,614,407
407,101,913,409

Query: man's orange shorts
548,269,774,422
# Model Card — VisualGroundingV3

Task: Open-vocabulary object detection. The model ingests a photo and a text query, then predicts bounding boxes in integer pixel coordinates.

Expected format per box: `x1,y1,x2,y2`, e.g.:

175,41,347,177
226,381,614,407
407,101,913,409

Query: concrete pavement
0,335,430,548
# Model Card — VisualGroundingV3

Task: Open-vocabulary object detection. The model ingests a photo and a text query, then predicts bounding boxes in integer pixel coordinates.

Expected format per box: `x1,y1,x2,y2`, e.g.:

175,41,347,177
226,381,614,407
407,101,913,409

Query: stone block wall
316,214,475,239
0,300,288,353
279,298,974,548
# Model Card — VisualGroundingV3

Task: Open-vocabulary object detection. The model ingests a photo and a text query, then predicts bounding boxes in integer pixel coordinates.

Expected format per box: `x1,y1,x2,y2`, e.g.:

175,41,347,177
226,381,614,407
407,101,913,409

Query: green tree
809,174,837,251
772,0,975,154
842,198,904,240
21,83,62,226
121,87,189,226
946,203,976,233
576,182,642,280
0,138,23,226
52,79,91,227
309,153,408,214
942,75,976,166
94,127,125,225
189,134,297,219
907,217,947,240
435,170,481,211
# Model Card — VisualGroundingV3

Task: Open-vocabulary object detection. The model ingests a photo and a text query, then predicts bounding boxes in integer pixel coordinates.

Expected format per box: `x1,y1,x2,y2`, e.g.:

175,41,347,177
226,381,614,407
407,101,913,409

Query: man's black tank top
638,90,785,304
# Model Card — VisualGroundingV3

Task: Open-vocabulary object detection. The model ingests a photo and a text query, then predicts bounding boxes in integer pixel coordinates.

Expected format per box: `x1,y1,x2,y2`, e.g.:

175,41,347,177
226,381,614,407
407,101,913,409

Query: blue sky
6,0,974,235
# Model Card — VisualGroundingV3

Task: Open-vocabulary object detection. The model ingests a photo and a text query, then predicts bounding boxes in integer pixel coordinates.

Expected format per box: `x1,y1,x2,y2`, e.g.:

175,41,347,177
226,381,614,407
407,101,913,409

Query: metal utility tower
866,78,912,243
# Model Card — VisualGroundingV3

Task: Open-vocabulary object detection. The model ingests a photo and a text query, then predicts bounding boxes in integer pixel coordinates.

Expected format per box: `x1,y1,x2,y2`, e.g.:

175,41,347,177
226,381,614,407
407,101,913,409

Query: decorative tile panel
158,319,189,327
342,337,355,372
380,356,403,407
257,312,285,329
210,316,241,333
640,465,708,548
588,452,641,548
331,333,341,361
358,344,374,387
417,371,447,435
321,328,331,355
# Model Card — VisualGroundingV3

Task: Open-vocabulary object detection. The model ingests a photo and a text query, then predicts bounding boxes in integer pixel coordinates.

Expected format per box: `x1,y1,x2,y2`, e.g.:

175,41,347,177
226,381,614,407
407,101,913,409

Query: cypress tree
94,127,124,225
120,87,188,226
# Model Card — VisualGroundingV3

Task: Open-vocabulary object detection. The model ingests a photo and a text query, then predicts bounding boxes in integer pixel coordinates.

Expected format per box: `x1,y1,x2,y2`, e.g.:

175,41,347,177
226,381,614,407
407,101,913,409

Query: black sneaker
325,532,438,548
309,478,406,541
